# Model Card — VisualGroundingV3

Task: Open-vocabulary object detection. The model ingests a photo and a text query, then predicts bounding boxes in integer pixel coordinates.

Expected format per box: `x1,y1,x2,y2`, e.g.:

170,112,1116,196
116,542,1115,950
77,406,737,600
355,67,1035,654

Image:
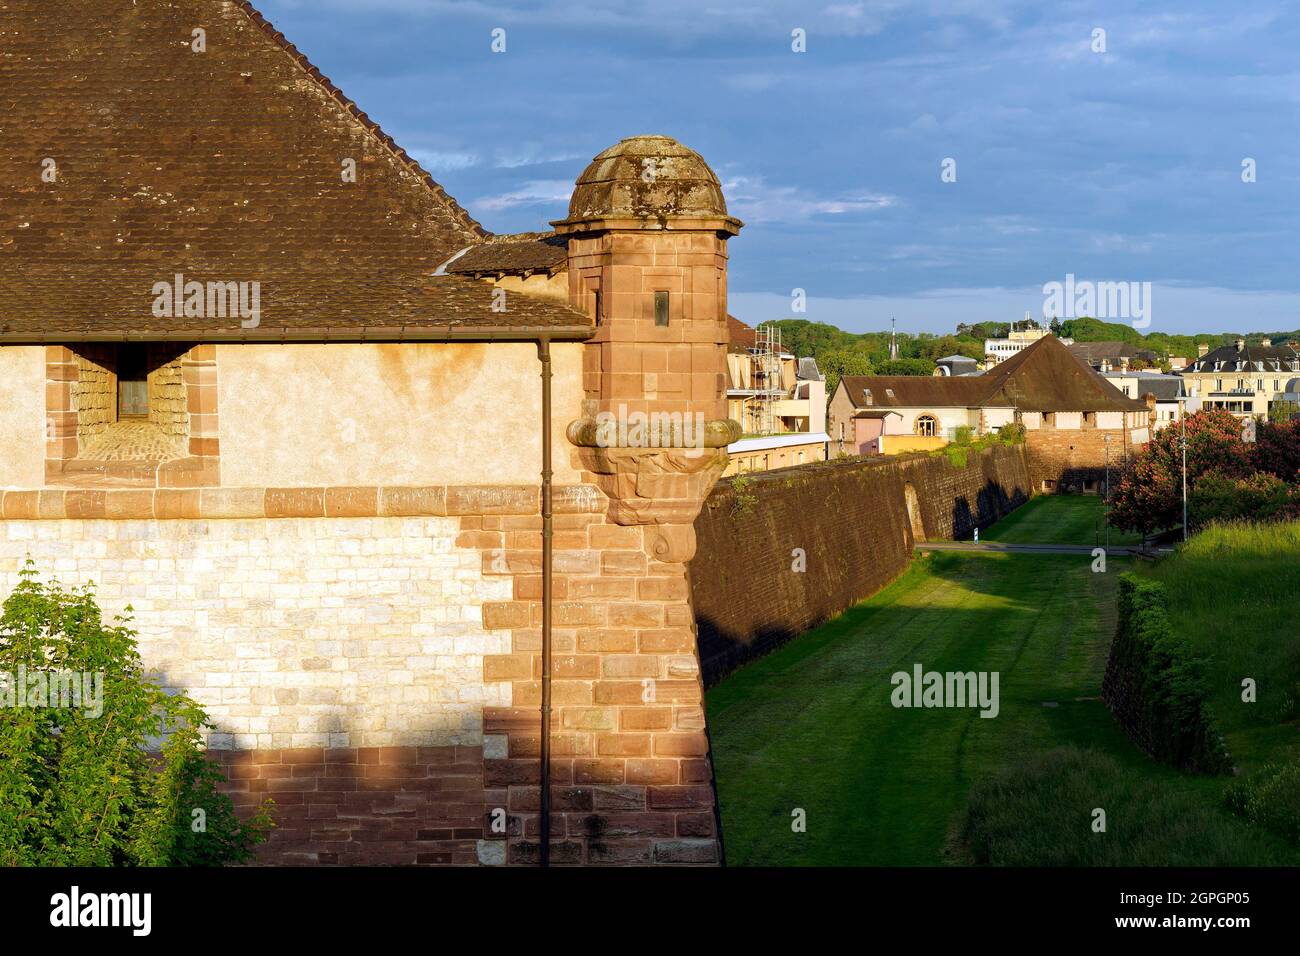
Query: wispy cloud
473,179,573,211
409,149,479,172
723,175,894,223
493,148,585,169
257,0,1300,334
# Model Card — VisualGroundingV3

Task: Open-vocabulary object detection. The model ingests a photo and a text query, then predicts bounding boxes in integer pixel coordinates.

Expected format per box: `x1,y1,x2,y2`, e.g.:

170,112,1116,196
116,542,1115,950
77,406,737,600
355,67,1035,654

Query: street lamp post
1178,396,1188,542
1103,433,1111,550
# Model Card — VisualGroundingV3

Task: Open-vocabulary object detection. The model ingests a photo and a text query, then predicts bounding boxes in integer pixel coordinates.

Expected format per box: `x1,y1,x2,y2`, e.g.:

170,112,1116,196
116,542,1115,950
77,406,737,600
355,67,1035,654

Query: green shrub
729,474,758,517
964,747,1289,865
1189,472,1298,528
1104,575,1231,774
953,425,973,445
998,422,1026,444
1225,762,1300,845
1141,521,1300,734
0,564,273,866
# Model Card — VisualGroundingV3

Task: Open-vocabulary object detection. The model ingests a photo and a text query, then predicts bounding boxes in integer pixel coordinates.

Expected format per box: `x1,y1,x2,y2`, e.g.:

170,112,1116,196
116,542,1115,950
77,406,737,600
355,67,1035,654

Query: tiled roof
726,315,758,352
442,233,569,277
0,0,592,341
1133,379,1184,402
839,375,991,409
841,335,1147,413
1067,341,1158,365
796,357,823,381
1105,373,1185,402
1188,343,1300,374
981,334,1149,412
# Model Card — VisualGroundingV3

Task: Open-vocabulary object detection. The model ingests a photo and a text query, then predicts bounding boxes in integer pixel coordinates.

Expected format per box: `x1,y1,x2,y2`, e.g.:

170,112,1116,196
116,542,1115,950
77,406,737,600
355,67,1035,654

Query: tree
1109,408,1254,535
820,348,874,396
1059,317,1144,345
1255,417,1300,481
874,358,935,376
1189,472,1299,527
1267,400,1300,425
0,565,273,865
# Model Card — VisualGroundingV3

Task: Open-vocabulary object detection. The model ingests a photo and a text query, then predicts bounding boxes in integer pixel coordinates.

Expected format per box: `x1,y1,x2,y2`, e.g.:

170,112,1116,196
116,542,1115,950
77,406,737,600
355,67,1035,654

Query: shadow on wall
951,482,1026,541
689,445,1033,686
121,657,497,866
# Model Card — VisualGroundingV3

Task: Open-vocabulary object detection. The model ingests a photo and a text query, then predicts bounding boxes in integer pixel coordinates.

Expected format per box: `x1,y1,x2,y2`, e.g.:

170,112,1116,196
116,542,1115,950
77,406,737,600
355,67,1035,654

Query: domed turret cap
553,135,742,232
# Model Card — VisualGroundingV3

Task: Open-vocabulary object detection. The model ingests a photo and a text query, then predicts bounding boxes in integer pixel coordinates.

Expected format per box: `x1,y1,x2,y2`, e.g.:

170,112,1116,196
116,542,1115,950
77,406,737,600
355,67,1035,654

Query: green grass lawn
708,548,1134,865
979,494,1142,547
707,498,1299,866
1140,522,1300,770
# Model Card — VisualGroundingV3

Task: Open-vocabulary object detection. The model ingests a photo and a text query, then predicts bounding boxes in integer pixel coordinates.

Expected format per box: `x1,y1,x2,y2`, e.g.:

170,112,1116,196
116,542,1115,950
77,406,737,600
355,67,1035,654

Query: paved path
78,421,187,462
915,541,1163,556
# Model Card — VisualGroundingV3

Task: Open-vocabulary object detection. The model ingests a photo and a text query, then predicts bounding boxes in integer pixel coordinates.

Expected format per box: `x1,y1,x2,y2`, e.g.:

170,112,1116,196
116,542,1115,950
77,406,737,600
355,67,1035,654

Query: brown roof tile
983,334,1148,412
726,315,757,352
841,335,1146,413
0,0,591,341
1066,341,1158,365
443,232,569,277
839,374,990,408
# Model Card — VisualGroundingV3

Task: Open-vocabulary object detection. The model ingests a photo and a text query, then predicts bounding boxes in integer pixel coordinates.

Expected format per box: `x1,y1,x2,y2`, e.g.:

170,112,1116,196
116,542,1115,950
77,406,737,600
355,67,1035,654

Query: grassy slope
708,548,1131,865
979,494,1142,547
708,500,1300,866
1140,522,1300,770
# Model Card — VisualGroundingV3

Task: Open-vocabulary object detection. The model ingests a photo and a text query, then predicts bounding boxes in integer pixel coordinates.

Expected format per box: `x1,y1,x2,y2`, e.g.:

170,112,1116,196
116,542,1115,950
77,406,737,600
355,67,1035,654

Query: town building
0,0,742,866
1180,338,1300,419
933,354,981,376
1067,341,1160,372
722,318,827,474
983,319,1072,366
829,335,1151,492
1100,372,1187,431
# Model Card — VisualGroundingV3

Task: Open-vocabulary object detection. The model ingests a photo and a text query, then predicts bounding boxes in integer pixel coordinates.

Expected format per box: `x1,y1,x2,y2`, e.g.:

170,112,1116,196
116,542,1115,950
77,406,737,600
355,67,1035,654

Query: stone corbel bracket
567,417,741,563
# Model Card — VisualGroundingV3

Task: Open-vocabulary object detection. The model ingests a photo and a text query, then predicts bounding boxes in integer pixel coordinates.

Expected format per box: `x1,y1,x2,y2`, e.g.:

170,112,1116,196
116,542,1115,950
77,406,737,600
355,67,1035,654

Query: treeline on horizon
755,316,1300,393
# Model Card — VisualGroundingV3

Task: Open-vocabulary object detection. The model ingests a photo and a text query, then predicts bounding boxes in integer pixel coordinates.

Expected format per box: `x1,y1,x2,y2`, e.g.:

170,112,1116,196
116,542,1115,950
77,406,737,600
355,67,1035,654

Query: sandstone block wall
688,445,1032,685
72,346,116,445
0,515,512,750
0,480,720,866
147,346,190,437
1024,427,1130,493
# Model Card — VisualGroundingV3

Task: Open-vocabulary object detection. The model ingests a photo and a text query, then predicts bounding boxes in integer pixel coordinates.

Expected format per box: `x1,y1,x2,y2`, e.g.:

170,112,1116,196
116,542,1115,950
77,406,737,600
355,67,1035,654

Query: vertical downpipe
537,337,553,867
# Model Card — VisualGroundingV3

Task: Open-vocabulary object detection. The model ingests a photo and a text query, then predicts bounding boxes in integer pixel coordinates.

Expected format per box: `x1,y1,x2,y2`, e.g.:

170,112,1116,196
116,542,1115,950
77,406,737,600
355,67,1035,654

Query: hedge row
1101,574,1232,775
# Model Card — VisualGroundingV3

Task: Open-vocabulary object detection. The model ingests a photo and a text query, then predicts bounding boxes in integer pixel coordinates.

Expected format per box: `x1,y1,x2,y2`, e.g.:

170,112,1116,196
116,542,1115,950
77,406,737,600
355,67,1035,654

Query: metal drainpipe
537,336,554,867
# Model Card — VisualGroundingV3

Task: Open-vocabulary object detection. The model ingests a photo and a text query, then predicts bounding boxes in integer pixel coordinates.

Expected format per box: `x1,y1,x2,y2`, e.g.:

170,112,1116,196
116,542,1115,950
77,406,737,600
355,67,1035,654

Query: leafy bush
1109,408,1254,535
728,474,758,517
953,425,973,445
964,747,1289,866
1190,471,1298,527
998,422,1026,444
1255,417,1300,480
1111,411,1300,534
1103,575,1231,774
0,565,272,866
1225,762,1300,845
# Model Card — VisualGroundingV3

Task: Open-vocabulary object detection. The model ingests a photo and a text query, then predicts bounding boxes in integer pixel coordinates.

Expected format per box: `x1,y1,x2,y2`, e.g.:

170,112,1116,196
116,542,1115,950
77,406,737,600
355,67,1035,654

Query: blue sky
260,0,1300,336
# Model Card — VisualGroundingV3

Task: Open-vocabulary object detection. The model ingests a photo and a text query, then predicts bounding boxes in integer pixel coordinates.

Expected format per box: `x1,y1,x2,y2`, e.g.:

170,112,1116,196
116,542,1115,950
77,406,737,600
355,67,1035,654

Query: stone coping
566,417,741,449
0,484,604,521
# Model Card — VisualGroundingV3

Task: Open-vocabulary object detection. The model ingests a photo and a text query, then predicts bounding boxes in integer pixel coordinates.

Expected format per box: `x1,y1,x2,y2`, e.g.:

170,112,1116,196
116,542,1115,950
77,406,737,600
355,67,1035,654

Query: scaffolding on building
746,324,784,435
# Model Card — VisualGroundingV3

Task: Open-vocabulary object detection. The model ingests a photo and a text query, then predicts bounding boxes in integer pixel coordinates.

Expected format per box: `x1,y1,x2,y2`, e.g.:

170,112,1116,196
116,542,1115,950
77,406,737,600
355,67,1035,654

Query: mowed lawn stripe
979,494,1142,547
707,549,1124,866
